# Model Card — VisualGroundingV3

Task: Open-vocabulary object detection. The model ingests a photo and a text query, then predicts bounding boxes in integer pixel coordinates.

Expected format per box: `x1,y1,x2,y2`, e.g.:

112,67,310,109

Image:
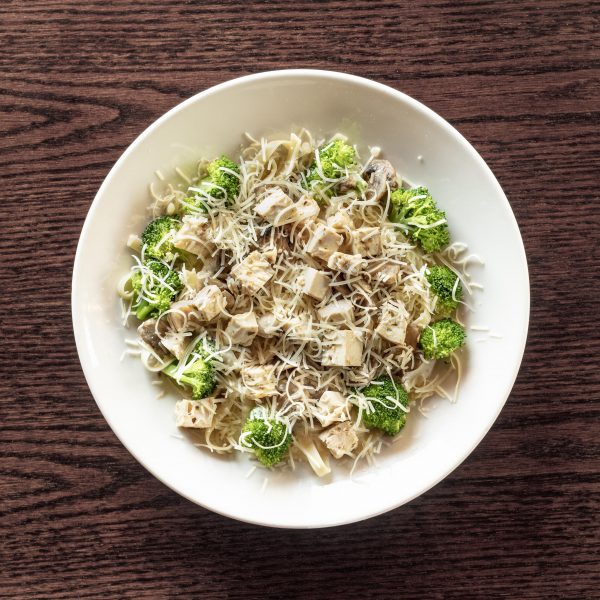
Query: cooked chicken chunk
160,331,190,360
179,267,209,297
371,261,401,287
301,267,331,301
175,398,217,429
172,215,214,259
168,300,202,332
256,313,282,338
327,252,366,275
315,391,349,427
194,285,226,321
241,364,278,399
304,224,343,261
322,330,363,367
283,314,312,339
326,210,353,232
375,300,410,344
254,187,298,226
351,227,382,257
294,195,320,224
231,251,275,295
363,159,397,202
317,299,354,324
319,422,359,459
225,311,258,346
168,285,226,331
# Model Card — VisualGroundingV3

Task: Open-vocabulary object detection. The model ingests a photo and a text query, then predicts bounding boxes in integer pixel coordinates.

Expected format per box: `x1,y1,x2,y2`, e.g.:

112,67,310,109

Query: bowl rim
72,68,530,528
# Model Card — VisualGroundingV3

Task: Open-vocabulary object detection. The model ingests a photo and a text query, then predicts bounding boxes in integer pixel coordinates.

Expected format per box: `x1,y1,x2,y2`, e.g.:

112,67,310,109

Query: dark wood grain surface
1,1,599,598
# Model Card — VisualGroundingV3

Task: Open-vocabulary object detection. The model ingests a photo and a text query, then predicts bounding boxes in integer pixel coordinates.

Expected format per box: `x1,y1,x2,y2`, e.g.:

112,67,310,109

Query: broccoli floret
389,187,450,253
361,376,409,436
206,155,240,200
241,407,292,467
162,338,216,399
132,259,183,320
305,139,357,200
203,155,241,201
418,318,466,360
184,156,240,213
141,217,181,261
426,265,462,314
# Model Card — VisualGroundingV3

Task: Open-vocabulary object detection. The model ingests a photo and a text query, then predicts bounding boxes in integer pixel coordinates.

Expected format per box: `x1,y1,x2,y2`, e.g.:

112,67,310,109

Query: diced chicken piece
193,285,226,322
319,422,359,459
327,252,366,275
315,391,349,427
168,300,202,332
301,267,331,301
322,331,363,367
304,224,343,261
363,159,397,202
173,215,214,259
256,313,281,338
317,300,354,324
241,364,278,399
175,398,217,429
372,262,401,287
160,331,190,360
225,311,258,346
326,210,353,232
231,251,275,295
254,187,299,226
179,267,209,297
351,227,382,257
375,300,410,344
295,195,320,223
137,319,170,360
283,314,312,339
168,285,225,331
255,343,277,365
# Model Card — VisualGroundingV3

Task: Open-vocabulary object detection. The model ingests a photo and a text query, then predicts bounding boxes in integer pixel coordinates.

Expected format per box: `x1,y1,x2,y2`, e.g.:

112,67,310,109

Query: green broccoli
162,338,216,399
361,376,409,436
426,265,463,314
418,318,466,360
132,259,183,320
305,139,357,200
241,407,292,467
141,217,182,261
389,187,450,253
191,155,241,207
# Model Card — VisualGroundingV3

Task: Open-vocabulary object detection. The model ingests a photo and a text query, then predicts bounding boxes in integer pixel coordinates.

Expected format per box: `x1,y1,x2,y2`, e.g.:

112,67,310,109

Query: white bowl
72,69,529,528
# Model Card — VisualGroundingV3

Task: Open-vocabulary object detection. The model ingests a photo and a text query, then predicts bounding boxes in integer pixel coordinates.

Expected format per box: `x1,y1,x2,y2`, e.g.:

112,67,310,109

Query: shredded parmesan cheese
121,129,476,474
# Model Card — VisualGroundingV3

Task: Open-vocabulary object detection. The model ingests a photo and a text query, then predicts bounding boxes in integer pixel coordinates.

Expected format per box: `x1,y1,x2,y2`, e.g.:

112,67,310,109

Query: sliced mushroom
405,324,420,349
137,318,170,360
362,159,397,202
338,173,363,194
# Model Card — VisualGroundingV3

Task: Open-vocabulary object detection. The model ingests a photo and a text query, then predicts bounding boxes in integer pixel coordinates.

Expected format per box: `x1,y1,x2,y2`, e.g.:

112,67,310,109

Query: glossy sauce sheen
1,1,598,598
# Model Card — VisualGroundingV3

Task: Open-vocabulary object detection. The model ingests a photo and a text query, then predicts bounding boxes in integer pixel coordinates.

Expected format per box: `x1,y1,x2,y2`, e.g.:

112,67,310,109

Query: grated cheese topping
120,130,477,475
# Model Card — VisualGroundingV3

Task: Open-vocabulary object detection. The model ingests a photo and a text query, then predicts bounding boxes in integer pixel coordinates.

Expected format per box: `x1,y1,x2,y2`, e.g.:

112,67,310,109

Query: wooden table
1,1,598,598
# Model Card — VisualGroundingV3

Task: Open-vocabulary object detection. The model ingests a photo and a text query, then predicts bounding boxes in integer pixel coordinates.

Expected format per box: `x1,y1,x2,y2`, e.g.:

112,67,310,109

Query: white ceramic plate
72,70,529,528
